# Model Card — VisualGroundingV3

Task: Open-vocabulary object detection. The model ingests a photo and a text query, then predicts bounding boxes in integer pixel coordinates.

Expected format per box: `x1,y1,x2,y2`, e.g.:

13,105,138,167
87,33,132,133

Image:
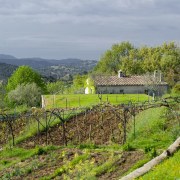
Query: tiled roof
93,75,168,86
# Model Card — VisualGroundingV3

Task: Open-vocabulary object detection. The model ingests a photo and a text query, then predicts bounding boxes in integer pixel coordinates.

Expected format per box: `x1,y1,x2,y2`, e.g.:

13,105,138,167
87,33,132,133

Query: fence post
79,96,80,107
66,98,67,109
133,108,136,140
123,108,127,144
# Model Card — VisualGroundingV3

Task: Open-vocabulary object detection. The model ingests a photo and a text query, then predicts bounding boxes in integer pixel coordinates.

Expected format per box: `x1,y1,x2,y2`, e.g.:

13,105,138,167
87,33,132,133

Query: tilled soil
0,149,144,180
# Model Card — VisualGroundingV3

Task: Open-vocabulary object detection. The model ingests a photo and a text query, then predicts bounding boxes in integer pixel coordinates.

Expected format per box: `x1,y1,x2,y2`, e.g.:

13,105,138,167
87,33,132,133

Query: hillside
0,62,17,81
0,54,97,81
0,97,179,179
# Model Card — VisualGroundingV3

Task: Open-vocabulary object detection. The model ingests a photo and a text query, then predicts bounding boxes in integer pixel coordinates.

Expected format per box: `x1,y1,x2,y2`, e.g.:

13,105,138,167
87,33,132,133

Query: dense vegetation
94,41,180,87
0,63,17,81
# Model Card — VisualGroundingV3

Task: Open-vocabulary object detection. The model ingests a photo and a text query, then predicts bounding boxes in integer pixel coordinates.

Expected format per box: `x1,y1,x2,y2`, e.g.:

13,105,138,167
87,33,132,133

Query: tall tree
6,66,47,93
94,42,134,74
93,41,180,87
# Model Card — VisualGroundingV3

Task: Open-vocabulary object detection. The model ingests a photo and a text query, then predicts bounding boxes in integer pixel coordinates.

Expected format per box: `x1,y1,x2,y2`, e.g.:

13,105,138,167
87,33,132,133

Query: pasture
43,94,150,108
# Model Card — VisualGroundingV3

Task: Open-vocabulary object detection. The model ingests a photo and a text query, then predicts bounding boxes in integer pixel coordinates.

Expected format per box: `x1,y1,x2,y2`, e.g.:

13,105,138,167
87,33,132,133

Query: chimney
118,70,123,78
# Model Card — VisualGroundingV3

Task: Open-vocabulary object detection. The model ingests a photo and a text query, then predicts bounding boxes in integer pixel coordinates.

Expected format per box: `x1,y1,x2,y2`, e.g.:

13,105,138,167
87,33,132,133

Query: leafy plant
122,143,135,151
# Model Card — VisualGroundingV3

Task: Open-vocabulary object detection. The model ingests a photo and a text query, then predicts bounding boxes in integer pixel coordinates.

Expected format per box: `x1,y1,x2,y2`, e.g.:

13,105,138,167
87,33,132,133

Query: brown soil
18,107,126,148
0,149,144,180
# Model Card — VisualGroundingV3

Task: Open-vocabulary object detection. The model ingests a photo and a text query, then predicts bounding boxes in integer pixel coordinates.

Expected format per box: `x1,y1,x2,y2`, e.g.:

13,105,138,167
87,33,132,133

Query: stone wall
96,85,168,95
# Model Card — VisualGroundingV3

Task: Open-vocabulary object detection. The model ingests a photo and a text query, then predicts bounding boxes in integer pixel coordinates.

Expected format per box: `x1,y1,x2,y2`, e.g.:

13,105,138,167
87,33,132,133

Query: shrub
122,143,135,151
8,83,42,107
171,83,180,94
35,147,47,155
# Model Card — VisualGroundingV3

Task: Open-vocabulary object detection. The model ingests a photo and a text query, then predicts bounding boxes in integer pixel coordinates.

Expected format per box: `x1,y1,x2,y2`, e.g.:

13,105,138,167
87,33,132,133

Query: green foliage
122,143,135,151
0,62,17,81
93,41,180,87
72,74,88,93
6,65,47,93
127,106,178,149
35,146,47,155
139,151,180,179
94,42,134,74
80,154,119,179
78,143,98,150
49,153,90,178
8,83,42,107
0,147,36,171
171,83,180,95
0,82,6,108
47,80,65,94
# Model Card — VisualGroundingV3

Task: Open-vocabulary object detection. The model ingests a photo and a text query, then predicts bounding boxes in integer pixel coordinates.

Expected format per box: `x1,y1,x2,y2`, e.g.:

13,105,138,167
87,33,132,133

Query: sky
0,0,179,60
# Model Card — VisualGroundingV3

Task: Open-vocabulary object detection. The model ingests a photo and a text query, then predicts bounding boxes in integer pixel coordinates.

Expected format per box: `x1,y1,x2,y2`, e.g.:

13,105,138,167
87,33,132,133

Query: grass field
139,150,180,179
43,94,150,108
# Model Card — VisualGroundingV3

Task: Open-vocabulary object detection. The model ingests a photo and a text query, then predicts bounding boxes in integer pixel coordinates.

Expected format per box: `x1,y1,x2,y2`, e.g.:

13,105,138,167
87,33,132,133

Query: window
120,90,124,94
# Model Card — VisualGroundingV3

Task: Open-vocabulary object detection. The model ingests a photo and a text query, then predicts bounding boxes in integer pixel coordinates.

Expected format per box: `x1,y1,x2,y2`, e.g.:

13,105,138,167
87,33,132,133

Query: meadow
44,94,150,108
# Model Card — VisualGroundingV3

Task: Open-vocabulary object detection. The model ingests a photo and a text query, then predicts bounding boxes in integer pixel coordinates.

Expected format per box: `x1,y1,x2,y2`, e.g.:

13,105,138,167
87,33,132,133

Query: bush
122,143,135,151
171,83,180,94
8,83,42,107
35,146,47,155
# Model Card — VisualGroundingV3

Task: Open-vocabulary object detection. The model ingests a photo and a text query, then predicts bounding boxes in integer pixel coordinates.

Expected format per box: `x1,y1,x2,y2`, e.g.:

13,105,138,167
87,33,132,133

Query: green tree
0,82,6,108
94,42,134,74
47,80,65,94
93,41,180,87
72,74,87,93
8,83,42,107
6,66,47,93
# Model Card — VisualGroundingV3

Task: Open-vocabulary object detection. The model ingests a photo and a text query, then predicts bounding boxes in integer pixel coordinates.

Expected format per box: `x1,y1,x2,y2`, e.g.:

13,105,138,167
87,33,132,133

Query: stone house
85,70,168,95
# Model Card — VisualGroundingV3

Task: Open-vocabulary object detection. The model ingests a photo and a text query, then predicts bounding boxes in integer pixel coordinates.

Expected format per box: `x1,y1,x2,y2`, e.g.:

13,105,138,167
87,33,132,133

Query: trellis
0,97,179,148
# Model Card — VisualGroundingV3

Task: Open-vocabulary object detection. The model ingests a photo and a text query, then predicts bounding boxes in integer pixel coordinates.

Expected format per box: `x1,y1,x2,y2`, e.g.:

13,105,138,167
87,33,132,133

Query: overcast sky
0,0,179,60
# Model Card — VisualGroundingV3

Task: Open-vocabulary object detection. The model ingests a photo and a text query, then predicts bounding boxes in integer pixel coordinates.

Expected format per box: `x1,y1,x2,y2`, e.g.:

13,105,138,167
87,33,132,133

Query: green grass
44,94,150,108
0,147,36,171
14,108,85,145
139,150,180,179
126,106,179,150
14,117,61,145
81,154,120,179
0,146,58,171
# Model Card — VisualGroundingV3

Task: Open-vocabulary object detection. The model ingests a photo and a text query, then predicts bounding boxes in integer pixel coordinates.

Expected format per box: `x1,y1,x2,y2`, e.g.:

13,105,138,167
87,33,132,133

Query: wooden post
66,98,67,109
123,108,127,144
133,114,136,139
53,94,55,107
79,96,80,107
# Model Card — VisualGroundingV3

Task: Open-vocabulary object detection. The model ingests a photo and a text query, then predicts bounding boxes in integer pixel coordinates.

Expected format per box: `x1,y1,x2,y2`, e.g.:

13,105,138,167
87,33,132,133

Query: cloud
0,0,179,59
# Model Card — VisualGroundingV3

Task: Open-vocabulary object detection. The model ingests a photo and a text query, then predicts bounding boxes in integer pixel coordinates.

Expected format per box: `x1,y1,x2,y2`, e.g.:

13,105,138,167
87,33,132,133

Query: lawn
126,106,179,149
139,150,180,179
43,94,150,108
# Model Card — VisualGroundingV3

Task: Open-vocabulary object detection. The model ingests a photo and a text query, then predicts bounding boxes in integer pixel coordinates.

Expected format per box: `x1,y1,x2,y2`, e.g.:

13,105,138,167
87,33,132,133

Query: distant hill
0,54,17,59
0,57,53,69
0,54,97,81
0,62,17,81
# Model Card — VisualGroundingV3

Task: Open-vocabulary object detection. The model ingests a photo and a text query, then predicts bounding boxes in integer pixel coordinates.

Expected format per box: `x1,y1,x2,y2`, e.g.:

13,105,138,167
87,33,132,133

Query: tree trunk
120,137,180,180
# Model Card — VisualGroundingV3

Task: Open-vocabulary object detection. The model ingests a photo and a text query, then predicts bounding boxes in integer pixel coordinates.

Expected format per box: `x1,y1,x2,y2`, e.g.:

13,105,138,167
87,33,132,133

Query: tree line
94,41,180,87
